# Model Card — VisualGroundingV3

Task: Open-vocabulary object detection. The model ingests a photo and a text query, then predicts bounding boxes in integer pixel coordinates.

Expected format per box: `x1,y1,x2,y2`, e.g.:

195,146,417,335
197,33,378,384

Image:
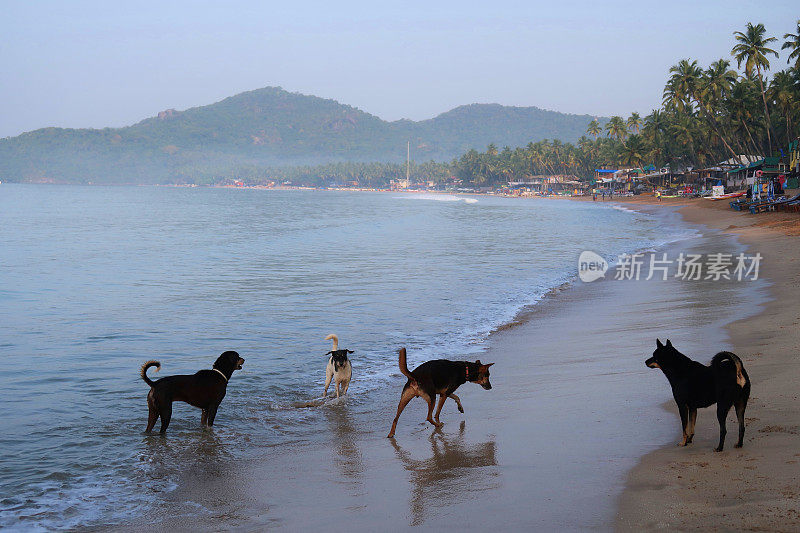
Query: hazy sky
1,1,797,137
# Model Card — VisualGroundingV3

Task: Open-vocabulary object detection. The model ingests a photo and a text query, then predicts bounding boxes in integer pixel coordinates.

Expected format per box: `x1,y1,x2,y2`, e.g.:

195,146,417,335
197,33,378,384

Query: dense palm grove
447,21,800,187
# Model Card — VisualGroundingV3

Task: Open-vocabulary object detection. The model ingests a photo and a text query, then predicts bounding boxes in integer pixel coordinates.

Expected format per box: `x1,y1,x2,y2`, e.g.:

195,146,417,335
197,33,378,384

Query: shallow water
0,186,700,529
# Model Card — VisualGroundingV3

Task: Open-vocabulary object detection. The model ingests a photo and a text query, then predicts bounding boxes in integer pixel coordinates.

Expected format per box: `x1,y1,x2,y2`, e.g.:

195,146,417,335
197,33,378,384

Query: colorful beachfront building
790,138,799,174
726,156,790,188
596,166,666,191
507,175,584,195
696,155,760,186
787,138,800,189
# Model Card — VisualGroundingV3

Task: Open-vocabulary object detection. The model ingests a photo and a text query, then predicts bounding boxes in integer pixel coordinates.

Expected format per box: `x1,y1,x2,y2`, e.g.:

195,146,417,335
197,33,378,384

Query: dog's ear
347,350,354,354
475,359,482,365
484,363,494,368
666,339,672,347
656,338,663,348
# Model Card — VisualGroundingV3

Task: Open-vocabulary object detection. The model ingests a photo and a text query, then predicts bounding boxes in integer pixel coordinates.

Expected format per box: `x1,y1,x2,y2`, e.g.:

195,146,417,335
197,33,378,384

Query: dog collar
465,365,470,381
212,368,228,383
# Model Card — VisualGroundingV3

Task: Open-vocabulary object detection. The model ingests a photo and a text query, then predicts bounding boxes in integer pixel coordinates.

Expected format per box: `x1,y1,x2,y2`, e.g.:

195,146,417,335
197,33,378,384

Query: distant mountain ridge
0,87,604,184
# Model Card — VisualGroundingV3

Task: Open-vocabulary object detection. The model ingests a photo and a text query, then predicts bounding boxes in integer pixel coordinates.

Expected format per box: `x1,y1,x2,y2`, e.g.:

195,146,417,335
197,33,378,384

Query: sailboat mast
406,141,410,182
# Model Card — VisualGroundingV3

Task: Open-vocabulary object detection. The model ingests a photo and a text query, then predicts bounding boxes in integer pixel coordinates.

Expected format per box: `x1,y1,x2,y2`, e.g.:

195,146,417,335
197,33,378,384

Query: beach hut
695,156,755,191
726,159,765,188
761,156,785,177
508,176,545,195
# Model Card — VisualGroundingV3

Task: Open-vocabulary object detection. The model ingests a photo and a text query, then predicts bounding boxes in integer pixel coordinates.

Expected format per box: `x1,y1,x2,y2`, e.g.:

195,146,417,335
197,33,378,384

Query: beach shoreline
7,185,797,530
109,194,771,531
610,196,800,531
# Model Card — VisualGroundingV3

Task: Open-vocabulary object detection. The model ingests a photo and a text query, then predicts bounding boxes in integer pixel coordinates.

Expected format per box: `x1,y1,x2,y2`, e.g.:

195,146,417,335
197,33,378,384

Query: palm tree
662,78,683,112
702,59,737,105
702,59,739,156
782,20,800,70
577,135,598,165
732,22,779,152
665,59,738,158
642,110,667,160
670,114,699,166
626,112,643,134
769,70,797,144
727,78,764,159
664,59,702,110
586,119,601,139
605,116,627,141
619,135,645,167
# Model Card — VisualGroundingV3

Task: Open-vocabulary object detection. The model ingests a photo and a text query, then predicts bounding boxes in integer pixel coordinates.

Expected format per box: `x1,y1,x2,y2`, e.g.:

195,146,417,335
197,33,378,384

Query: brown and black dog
140,351,245,433
387,347,494,438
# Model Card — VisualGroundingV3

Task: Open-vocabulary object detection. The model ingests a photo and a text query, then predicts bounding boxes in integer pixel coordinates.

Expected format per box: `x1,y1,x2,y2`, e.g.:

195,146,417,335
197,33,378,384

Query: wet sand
116,205,765,531
613,196,800,531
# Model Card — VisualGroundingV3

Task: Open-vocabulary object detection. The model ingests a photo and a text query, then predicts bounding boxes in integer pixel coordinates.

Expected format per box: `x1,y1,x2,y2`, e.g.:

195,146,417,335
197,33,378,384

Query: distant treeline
448,21,800,187
191,160,453,187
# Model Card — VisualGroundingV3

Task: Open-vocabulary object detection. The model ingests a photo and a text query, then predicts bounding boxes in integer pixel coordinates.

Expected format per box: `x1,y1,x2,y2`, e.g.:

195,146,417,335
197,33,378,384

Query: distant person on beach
656,190,662,202
602,191,606,201
592,189,597,201
609,189,613,199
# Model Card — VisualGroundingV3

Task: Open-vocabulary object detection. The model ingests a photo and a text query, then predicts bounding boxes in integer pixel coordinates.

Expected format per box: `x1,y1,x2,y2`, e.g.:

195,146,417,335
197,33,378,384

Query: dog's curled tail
711,351,747,388
140,360,161,387
398,347,415,381
325,333,339,351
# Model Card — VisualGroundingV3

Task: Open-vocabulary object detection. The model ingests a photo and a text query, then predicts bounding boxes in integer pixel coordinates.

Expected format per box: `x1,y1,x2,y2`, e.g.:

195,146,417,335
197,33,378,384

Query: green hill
0,87,603,184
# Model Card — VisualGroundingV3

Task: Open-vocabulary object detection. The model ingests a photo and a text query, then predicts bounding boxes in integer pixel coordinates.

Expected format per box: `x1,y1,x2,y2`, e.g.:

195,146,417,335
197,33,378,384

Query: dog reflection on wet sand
324,403,364,482
390,423,498,526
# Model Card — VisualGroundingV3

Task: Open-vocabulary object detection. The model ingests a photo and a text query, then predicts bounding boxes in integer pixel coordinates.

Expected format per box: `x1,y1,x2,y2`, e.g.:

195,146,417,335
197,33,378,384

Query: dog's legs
335,379,341,398
686,409,697,444
159,402,173,434
388,387,416,438
434,394,447,423
324,366,333,397
422,392,442,429
734,397,747,448
146,394,159,433
678,404,689,446
449,393,464,413
207,404,219,427
715,399,733,452
341,379,350,396
201,409,208,426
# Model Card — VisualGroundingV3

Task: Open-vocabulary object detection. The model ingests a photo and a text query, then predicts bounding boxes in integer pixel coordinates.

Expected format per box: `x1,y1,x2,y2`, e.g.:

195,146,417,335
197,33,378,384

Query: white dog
324,334,353,397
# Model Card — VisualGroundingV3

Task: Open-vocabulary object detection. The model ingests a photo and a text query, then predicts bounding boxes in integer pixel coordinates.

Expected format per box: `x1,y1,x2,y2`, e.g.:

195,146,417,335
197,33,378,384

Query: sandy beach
613,195,800,531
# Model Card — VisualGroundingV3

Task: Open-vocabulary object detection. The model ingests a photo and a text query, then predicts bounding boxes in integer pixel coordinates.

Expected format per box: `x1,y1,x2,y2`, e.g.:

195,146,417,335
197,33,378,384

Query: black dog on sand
646,339,750,451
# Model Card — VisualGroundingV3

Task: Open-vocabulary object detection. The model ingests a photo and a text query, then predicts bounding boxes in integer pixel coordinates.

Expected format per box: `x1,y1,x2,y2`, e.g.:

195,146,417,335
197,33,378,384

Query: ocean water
0,185,692,530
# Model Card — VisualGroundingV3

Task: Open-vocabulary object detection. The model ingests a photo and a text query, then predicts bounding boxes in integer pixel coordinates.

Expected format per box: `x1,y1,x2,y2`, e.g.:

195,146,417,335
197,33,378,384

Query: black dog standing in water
646,339,750,451
140,351,245,433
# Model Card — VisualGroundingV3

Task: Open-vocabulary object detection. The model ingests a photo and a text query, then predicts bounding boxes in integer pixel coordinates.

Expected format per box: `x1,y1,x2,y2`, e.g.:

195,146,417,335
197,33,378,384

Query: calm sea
0,185,690,529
